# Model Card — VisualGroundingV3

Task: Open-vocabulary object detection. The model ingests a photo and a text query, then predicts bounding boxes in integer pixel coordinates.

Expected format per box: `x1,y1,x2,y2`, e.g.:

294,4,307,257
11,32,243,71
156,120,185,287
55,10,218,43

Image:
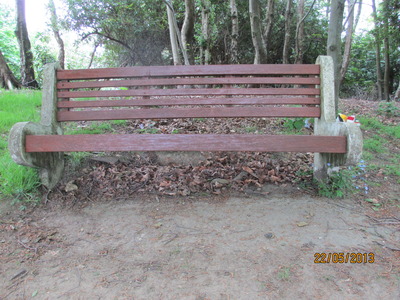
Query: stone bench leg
314,55,363,180
8,122,64,189
314,122,363,180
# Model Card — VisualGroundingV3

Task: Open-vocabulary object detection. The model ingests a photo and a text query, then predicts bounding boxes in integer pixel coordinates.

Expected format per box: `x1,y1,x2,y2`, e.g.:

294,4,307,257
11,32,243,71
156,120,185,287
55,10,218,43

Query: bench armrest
8,122,64,189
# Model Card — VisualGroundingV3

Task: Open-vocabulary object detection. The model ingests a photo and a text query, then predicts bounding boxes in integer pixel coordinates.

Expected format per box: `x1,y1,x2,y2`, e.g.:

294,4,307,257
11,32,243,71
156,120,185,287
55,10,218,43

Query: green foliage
0,91,42,201
0,153,40,200
66,121,114,135
362,151,374,162
341,33,377,98
278,266,291,281
284,118,305,131
0,90,42,132
315,168,355,198
377,102,399,117
359,116,400,139
62,0,329,66
384,164,400,178
282,118,313,134
343,1,400,99
31,33,57,86
65,0,169,66
67,152,92,169
0,4,20,79
363,137,386,153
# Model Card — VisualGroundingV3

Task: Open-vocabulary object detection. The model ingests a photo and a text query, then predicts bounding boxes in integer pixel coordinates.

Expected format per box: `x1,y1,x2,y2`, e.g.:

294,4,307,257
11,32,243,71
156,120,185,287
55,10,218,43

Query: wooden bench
9,56,363,189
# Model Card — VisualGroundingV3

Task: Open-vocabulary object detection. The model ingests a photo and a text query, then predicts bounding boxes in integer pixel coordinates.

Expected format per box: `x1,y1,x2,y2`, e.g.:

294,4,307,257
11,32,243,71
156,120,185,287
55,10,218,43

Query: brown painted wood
57,97,320,108
26,134,346,153
57,64,320,80
57,77,320,89
58,88,320,99
57,107,320,122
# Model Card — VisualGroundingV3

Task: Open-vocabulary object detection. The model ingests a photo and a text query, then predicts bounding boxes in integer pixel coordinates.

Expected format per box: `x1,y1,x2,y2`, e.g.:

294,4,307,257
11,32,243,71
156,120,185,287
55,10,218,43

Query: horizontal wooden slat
57,64,320,80
26,134,346,153
57,77,320,89
57,97,320,108
58,88,320,99
57,107,320,121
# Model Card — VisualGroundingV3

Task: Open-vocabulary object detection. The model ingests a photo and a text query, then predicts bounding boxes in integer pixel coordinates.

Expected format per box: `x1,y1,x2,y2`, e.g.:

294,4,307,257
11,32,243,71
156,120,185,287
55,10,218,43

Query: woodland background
0,0,399,101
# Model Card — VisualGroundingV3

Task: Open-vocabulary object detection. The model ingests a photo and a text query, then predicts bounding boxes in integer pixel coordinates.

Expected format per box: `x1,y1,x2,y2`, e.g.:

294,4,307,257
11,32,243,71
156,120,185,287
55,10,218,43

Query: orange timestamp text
314,252,375,264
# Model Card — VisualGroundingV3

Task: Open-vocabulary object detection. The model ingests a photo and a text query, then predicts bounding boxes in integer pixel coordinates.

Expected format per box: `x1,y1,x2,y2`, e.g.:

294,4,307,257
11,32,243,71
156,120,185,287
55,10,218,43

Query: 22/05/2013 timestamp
314,253,375,264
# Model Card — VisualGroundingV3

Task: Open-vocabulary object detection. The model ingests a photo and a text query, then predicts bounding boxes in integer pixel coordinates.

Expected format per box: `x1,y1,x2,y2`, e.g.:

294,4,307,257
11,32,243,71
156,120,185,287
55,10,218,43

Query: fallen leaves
56,116,315,200
58,150,313,201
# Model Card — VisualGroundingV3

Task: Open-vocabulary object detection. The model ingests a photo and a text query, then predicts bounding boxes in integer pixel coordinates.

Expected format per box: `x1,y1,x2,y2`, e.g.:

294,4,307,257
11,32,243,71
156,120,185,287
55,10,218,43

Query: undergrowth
0,90,42,202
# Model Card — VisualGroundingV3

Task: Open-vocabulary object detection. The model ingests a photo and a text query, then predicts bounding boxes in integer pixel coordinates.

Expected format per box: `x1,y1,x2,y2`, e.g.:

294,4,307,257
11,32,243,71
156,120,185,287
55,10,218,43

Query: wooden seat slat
57,107,320,122
26,134,346,153
57,77,320,89
57,97,320,108
57,64,320,80
58,88,320,99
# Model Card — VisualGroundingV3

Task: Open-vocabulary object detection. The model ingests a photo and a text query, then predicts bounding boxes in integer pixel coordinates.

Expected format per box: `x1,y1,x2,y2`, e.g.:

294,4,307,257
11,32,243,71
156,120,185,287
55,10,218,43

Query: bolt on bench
9,56,362,189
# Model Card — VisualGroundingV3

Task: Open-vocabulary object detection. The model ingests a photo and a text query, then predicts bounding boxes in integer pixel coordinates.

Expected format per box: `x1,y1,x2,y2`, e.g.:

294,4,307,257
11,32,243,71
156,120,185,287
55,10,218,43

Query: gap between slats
58,88,320,99
57,76,320,89
57,97,320,108
57,107,320,122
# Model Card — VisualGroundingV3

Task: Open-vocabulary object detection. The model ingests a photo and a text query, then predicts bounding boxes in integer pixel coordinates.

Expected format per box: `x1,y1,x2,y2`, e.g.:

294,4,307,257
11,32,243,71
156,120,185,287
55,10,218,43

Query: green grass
359,116,400,139
0,90,42,133
65,121,119,135
0,90,42,200
244,126,258,133
363,138,387,153
359,116,400,184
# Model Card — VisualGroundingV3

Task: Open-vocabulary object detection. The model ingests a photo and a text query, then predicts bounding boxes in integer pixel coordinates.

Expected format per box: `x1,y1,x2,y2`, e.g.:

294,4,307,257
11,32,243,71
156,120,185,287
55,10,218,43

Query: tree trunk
263,0,274,60
372,0,383,100
294,0,317,64
15,0,38,88
249,0,267,64
181,0,195,64
0,49,21,89
166,2,182,65
48,0,65,69
165,0,189,65
340,0,356,85
395,80,400,100
327,0,345,115
382,3,390,101
282,0,293,64
201,0,211,65
88,42,99,69
230,0,239,64
294,0,305,64
353,0,363,30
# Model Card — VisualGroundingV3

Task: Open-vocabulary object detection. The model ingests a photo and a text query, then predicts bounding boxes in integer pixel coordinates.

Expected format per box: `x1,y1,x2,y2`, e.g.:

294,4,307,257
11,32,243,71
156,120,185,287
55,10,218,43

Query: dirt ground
1,184,399,300
1,98,399,299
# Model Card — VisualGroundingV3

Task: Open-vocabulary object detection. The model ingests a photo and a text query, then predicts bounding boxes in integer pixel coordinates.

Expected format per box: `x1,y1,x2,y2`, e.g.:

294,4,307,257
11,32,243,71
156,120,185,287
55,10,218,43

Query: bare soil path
1,185,399,299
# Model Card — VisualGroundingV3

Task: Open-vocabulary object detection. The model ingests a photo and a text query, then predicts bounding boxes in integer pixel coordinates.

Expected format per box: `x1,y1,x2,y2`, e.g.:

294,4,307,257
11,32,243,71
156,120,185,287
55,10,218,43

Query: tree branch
82,30,133,52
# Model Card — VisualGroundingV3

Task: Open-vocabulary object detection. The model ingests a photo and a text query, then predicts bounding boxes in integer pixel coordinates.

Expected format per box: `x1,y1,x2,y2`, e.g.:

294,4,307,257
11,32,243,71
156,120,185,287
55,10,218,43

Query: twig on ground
17,238,38,255
163,233,178,245
10,269,27,281
373,241,400,251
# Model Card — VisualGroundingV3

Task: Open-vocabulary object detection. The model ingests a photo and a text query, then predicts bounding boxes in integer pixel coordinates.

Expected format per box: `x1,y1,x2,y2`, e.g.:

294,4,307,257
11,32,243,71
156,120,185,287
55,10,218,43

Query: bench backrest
55,64,321,122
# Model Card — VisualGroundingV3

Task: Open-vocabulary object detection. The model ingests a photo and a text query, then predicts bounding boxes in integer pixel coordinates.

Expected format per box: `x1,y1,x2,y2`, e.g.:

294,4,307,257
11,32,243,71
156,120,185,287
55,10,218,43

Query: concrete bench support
8,63,64,189
313,56,363,180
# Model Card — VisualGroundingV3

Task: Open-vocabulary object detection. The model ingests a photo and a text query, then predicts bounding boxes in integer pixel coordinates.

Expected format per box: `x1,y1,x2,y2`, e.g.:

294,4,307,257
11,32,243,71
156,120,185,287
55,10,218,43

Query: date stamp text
314,252,375,264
